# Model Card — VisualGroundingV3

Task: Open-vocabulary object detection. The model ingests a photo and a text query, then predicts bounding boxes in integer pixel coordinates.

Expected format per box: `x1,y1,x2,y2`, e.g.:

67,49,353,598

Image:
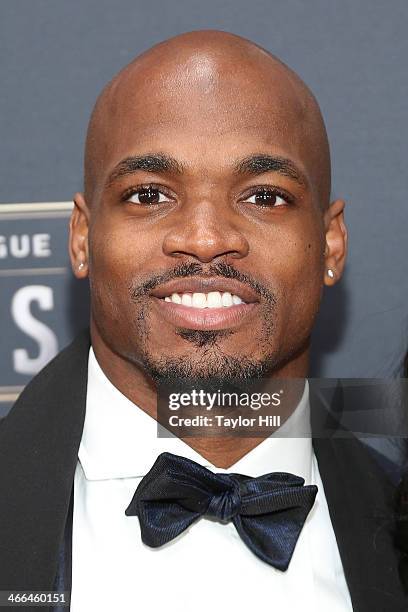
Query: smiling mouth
151,292,258,331
148,275,260,330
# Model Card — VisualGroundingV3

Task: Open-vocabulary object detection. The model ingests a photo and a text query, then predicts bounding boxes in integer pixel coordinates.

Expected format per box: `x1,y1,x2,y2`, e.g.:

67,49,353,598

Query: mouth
149,278,260,330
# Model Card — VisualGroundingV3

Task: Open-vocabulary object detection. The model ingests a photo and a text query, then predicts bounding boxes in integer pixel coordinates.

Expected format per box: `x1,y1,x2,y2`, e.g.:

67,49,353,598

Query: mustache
130,261,276,304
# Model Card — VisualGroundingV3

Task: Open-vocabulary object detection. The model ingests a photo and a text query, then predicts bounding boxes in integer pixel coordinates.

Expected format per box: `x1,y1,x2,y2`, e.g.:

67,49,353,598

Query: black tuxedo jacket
0,330,406,611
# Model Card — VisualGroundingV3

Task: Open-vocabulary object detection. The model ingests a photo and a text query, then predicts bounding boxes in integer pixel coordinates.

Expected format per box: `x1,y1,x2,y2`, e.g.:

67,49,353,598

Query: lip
151,297,258,330
149,277,260,303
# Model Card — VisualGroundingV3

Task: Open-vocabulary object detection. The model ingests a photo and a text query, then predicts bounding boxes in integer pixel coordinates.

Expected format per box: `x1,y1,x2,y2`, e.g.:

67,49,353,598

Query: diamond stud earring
327,268,335,279
78,262,85,271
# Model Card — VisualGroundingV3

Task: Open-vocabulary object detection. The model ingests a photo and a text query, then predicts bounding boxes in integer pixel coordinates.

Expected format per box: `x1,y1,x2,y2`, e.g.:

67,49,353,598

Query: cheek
89,221,153,284
257,224,325,324
281,235,325,331
87,221,156,324
258,219,324,280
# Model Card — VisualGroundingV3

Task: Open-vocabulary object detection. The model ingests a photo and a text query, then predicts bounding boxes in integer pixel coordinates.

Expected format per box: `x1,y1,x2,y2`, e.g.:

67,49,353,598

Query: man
0,30,405,611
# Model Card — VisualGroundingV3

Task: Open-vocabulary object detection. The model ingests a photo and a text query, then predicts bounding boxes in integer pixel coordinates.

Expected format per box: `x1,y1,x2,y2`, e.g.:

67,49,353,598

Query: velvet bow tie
125,452,318,571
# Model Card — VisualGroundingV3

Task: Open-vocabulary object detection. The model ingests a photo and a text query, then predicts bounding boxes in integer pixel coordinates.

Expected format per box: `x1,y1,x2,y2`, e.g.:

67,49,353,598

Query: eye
126,185,171,205
243,188,289,207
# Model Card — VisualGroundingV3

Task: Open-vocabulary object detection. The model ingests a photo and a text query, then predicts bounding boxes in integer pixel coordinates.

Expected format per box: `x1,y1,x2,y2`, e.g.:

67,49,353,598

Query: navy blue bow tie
125,452,318,570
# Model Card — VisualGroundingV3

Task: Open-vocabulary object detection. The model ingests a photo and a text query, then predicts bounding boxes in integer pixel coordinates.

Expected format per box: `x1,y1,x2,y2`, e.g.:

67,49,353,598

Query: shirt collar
79,347,313,482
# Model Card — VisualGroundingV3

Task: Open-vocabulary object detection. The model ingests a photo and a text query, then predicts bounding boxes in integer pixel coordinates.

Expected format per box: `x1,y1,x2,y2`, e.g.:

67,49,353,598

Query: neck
90,324,309,468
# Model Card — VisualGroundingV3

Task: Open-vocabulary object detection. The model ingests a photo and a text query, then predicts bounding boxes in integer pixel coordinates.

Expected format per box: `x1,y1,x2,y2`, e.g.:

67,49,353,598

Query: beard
142,339,278,386
139,309,280,389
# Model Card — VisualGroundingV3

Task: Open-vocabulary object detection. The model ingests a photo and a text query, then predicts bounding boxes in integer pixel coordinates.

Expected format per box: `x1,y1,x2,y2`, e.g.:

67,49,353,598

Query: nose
162,200,249,264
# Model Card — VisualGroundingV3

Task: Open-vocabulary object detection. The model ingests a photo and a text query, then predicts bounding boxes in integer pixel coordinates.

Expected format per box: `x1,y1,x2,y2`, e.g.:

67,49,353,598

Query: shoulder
0,332,90,591
0,328,91,437
313,435,408,606
10,329,89,407
18,327,90,399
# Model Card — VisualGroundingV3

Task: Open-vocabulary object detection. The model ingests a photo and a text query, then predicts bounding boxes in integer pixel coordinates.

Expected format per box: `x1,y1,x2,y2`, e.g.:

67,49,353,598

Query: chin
140,346,279,385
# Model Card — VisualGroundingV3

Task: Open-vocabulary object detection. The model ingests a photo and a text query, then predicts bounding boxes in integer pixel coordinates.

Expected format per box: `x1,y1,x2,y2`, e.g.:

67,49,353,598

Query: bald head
83,30,331,206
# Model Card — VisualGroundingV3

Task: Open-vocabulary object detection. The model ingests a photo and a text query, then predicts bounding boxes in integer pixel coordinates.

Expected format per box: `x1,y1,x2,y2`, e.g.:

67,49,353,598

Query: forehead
92,54,320,190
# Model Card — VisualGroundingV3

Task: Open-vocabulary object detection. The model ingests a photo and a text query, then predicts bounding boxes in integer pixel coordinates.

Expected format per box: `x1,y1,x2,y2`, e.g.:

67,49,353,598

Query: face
71,53,345,383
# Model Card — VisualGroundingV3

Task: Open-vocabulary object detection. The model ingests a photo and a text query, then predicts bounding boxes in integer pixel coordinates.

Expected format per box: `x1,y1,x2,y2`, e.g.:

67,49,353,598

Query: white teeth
192,292,207,308
181,293,192,306
207,291,223,308
171,293,182,304
221,292,233,307
163,291,245,308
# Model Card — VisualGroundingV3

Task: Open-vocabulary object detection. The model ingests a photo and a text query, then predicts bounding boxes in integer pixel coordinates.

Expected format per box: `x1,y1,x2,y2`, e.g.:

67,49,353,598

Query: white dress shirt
71,348,353,612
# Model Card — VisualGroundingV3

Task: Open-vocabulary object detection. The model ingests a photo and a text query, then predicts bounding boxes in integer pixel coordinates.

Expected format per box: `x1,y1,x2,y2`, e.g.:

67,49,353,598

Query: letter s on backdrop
11,285,58,375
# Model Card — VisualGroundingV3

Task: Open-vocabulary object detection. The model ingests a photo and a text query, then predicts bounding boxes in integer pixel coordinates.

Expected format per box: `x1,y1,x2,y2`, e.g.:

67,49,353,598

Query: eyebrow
106,154,184,186
106,152,307,188
234,154,307,187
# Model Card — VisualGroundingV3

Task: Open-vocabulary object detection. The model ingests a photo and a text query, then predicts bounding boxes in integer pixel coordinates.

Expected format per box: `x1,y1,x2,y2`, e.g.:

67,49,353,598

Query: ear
323,199,347,286
69,192,90,279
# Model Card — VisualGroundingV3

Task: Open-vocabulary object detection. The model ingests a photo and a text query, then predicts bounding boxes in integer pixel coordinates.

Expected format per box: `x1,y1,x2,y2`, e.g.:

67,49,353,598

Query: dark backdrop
1,0,407,416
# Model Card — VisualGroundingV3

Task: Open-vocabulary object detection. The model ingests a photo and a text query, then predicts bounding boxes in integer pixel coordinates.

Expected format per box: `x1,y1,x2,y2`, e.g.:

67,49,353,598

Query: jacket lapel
311,383,406,611
52,489,73,612
0,330,90,597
